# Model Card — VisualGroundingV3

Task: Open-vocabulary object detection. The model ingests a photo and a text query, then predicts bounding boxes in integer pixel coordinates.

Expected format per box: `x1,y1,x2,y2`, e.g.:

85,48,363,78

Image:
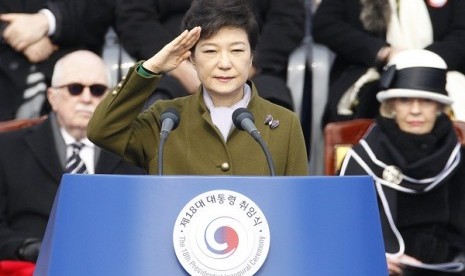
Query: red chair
0,117,46,133
0,261,35,276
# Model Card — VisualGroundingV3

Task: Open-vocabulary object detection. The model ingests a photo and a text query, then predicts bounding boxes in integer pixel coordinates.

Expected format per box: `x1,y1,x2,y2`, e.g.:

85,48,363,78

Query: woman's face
391,97,441,134
192,27,252,107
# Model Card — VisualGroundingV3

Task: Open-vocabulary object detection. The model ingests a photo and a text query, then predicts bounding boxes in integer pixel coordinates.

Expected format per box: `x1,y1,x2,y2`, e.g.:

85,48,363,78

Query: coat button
220,162,230,172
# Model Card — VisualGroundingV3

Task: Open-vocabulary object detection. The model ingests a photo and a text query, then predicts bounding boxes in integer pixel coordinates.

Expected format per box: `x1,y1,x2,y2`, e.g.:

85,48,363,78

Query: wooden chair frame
0,116,47,133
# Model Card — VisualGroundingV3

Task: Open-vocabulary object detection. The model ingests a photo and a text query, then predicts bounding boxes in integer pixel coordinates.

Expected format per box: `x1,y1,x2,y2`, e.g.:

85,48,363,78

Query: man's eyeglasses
54,83,108,97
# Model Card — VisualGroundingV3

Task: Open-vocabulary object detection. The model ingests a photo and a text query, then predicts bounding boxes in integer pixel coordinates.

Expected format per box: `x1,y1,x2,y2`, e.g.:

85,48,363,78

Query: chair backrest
102,28,135,86
285,0,335,175
0,116,47,133
324,119,465,175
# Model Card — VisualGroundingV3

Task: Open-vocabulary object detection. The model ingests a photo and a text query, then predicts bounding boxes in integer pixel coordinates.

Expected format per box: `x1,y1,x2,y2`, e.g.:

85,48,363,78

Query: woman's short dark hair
181,0,259,51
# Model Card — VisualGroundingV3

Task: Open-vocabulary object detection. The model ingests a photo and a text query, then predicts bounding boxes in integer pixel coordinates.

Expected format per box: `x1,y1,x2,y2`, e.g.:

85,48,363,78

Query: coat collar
195,80,260,112
24,118,63,183
349,124,461,193
194,80,263,141
23,116,123,182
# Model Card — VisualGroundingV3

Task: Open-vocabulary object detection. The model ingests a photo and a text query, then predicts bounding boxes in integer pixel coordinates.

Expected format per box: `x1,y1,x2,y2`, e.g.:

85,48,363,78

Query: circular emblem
428,0,447,8
173,190,270,276
382,165,403,185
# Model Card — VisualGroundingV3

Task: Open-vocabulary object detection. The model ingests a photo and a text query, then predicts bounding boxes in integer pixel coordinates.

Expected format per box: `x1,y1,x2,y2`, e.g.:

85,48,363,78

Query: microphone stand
157,108,180,176
247,125,276,176
232,108,276,176
158,132,168,176
255,135,276,176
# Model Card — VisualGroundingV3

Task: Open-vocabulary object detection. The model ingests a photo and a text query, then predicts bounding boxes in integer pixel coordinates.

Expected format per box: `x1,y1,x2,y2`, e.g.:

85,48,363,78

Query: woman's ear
189,56,195,66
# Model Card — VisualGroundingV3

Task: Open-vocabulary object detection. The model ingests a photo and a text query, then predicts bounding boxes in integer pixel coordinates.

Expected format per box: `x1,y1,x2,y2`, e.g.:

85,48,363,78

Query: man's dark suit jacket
0,117,145,260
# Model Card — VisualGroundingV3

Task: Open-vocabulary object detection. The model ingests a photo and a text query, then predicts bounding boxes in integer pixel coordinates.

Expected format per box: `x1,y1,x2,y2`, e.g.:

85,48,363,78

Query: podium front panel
35,175,387,275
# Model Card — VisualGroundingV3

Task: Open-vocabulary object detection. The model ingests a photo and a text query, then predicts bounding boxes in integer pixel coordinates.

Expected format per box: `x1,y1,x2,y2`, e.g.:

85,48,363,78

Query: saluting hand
143,27,201,74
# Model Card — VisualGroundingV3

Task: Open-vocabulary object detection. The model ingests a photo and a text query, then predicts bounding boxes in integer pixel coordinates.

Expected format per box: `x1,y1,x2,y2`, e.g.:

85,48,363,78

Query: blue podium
35,175,387,275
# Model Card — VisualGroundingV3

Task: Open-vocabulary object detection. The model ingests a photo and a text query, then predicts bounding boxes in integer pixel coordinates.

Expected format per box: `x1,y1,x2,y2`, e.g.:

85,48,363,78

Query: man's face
48,53,109,136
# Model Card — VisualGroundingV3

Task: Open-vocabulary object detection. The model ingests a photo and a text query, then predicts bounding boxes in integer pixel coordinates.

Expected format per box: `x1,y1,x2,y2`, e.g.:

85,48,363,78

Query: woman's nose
218,52,232,69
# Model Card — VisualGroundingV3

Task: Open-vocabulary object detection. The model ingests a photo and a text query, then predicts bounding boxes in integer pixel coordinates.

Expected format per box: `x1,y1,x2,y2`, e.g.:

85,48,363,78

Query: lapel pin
264,114,273,125
270,119,279,129
264,115,279,129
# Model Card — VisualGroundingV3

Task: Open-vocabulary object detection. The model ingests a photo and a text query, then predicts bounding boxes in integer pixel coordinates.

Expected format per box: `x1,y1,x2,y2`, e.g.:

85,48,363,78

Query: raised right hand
143,27,201,75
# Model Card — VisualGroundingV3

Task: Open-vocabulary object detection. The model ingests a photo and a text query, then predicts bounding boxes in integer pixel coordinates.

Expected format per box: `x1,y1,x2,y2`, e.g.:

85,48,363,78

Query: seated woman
339,49,465,276
87,0,308,175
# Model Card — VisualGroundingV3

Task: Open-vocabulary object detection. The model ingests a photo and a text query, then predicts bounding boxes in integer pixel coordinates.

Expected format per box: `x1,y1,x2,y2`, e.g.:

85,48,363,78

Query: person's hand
22,37,58,63
386,254,422,275
168,60,200,94
386,47,406,62
143,27,201,75
1,13,49,51
17,239,42,262
387,255,403,275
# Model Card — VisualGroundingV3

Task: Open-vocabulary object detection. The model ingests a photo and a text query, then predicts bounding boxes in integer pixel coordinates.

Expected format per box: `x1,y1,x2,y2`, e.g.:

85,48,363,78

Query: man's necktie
65,142,88,174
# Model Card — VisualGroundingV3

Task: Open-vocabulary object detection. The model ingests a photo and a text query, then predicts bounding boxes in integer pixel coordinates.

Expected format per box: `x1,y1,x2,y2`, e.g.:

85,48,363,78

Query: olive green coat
88,63,309,175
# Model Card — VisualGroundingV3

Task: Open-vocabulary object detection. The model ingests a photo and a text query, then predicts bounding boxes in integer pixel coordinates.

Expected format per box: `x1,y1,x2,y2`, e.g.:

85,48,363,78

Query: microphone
232,108,276,176
158,108,180,175
160,108,180,139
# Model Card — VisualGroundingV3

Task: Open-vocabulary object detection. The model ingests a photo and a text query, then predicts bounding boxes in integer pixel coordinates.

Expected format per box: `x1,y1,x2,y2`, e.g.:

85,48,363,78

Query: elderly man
0,50,145,262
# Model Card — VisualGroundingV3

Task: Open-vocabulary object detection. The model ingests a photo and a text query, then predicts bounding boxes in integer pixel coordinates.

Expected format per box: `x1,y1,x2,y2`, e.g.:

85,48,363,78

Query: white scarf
203,84,252,142
387,0,433,49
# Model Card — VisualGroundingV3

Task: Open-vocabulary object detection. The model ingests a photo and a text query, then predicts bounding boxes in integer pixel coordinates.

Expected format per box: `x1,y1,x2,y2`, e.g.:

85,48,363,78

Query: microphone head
232,108,254,131
160,107,180,130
